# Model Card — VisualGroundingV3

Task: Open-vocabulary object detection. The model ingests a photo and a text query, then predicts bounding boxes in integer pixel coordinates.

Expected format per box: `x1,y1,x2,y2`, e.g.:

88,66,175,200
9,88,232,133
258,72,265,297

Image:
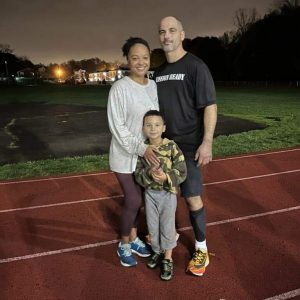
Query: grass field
0,84,299,180
0,84,111,107
215,85,300,156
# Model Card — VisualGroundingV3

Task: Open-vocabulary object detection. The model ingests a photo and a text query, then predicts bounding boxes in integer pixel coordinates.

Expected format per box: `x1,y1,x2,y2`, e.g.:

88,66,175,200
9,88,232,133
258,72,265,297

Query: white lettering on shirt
155,74,185,82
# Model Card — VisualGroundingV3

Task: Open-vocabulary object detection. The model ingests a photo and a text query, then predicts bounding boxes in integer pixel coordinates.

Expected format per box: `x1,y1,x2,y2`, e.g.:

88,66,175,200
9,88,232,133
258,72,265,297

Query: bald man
153,16,217,277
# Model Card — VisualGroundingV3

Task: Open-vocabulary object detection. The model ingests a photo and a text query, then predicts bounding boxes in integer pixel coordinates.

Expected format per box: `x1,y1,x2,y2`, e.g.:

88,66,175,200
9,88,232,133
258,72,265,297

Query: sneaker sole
187,260,209,276
131,249,151,257
117,251,137,267
147,263,159,269
160,274,173,281
188,270,205,276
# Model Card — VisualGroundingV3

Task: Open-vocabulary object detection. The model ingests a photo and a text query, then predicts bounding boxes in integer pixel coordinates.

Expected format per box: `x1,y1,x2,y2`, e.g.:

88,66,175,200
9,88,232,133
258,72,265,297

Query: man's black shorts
180,154,203,198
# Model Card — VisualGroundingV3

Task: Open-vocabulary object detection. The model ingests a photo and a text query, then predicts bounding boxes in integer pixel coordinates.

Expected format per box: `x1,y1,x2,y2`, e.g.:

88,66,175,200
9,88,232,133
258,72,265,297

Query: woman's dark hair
143,110,165,125
122,37,150,59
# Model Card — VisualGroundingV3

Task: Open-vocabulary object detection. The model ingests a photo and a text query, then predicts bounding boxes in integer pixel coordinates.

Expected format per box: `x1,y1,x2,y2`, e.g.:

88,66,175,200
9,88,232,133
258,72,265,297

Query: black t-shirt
153,52,216,153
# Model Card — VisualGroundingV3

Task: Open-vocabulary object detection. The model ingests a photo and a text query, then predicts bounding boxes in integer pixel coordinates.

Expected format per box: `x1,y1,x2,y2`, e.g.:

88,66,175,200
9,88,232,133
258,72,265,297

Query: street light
56,67,62,82
4,60,9,78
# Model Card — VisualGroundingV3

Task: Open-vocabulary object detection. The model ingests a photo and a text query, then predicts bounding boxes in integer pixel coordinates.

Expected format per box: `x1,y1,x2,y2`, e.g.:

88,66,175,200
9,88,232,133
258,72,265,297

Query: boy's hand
151,167,167,184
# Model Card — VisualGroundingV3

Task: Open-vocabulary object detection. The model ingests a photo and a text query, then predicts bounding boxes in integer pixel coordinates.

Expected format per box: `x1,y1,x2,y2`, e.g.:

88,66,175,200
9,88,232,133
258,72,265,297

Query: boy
135,110,187,280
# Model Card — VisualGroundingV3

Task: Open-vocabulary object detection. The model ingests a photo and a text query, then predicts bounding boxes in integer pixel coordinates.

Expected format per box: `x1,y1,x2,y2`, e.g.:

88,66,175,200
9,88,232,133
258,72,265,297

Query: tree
273,0,299,10
229,4,300,80
183,37,227,80
220,30,236,48
97,61,107,71
150,48,166,69
233,8,260,38
0,43,14,54
0,52,34,77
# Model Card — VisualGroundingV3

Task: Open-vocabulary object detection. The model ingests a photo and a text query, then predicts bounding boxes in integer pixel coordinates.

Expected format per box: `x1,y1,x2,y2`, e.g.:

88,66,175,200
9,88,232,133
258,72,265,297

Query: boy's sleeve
134,157,153,188
164,143,187,189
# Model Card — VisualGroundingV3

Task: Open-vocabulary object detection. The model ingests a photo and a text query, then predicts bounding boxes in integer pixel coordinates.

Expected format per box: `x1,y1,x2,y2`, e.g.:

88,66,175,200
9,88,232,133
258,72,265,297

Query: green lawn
214,85,300,156
0,84,299,180
0,84,111,106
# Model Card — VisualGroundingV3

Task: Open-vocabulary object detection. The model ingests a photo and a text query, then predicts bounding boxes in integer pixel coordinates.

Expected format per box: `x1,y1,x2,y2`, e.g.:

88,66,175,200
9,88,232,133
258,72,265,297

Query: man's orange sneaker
186,249,209,276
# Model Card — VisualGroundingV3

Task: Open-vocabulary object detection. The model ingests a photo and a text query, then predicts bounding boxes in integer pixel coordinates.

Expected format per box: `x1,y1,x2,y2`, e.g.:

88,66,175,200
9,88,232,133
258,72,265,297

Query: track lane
1,210,299,300
1,148,299,300
0,148,299,211
0,171,298,260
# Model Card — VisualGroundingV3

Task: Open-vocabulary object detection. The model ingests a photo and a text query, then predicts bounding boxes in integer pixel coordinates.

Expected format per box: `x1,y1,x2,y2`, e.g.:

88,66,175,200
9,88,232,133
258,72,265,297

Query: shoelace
193,250,206,265
133,238,145,249
162,260,172,272
151,253,160,262
121,245,132,257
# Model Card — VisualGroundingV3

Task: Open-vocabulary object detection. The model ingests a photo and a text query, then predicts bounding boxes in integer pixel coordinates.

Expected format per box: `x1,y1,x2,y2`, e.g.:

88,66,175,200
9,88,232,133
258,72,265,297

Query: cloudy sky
0,0,274,65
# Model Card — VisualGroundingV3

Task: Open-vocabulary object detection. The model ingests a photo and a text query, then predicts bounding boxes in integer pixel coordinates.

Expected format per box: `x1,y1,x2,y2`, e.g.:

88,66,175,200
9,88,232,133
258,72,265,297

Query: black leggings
115,172,143,237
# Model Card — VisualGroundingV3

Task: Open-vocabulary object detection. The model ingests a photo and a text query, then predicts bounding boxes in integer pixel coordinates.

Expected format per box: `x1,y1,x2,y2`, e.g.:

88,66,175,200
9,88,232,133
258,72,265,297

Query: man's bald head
159,16,184,31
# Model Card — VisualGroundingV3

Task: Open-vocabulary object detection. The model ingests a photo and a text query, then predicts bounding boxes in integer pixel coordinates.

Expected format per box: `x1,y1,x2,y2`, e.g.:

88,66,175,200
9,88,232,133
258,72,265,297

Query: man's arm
195,103,217,166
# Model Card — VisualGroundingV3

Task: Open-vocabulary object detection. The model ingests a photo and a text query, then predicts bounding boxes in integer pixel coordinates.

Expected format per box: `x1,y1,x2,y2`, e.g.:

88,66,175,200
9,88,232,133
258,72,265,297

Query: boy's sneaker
117,242,137,267
186,249,209,276
147,252,164,269
160,259,174,281
130,237,151,257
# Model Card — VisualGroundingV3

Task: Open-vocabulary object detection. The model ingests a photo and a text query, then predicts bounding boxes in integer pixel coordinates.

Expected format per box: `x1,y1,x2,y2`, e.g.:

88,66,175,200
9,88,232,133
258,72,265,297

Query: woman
107,37,159,267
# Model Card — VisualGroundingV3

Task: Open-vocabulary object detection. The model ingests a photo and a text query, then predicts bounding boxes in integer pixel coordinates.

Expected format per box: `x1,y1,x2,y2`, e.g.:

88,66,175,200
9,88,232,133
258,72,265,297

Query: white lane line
1,169,299,214
0,205,299,264
178,205,300,231
0,171,112,185
1,148,299,185
263,288,300,300
0,239,120,263
213,148,300,162
0,195,123,213
205,169,300,186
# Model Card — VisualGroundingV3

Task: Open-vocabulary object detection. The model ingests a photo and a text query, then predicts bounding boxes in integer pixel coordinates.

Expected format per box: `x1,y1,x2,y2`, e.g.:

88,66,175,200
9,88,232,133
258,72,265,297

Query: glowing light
56,68,62,77
56,67,63,82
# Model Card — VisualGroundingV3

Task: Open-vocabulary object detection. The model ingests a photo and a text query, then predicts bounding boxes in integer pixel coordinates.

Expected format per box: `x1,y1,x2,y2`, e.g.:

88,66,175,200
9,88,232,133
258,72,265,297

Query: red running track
0,148,299,300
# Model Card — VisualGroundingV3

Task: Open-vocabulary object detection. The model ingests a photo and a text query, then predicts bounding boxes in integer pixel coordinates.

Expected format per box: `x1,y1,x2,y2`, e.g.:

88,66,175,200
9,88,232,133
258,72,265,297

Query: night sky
0,0,273,65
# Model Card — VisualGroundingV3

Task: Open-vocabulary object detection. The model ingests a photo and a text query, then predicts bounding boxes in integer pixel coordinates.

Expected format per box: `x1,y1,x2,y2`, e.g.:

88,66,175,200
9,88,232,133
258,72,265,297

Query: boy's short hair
143,110,165,125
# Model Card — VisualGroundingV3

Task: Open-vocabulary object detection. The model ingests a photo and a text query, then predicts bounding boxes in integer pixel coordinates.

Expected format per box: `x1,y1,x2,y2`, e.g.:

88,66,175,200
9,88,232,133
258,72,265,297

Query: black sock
189,207,206,242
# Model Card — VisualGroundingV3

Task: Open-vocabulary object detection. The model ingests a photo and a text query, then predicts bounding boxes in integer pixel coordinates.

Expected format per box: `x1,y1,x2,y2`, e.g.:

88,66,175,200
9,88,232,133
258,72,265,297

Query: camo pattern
134,138,187,194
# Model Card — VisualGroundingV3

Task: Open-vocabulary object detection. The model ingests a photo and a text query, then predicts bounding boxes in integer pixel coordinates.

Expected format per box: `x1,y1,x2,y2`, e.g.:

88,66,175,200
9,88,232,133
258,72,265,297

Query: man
153,16,217,276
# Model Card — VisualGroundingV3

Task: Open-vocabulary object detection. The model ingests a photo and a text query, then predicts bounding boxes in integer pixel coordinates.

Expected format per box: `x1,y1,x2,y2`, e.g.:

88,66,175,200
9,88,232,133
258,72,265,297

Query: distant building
88,69,153,84
16,67,35,77
74,69,87,84
88,69,128,84
15,67,36,85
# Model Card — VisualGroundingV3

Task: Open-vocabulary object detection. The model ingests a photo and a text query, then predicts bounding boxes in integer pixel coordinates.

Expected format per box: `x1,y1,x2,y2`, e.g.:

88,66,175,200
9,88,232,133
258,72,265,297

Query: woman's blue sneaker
130,237,151,257
117,242,137,267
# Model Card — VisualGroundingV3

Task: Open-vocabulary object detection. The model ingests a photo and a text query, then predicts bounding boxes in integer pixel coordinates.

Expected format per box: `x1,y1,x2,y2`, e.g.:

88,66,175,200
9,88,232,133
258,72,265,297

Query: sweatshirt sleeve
152,81,160,111
134,156,153,188
164,143,187,190
107,83,148,156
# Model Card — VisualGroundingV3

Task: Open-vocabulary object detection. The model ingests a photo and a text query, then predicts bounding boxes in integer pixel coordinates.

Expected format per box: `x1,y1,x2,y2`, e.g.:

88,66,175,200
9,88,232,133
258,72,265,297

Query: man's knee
186,196,203,211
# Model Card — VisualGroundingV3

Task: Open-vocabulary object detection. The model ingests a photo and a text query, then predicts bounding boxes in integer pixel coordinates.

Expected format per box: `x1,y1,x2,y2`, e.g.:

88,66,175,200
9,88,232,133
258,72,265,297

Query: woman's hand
143,146,160,165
